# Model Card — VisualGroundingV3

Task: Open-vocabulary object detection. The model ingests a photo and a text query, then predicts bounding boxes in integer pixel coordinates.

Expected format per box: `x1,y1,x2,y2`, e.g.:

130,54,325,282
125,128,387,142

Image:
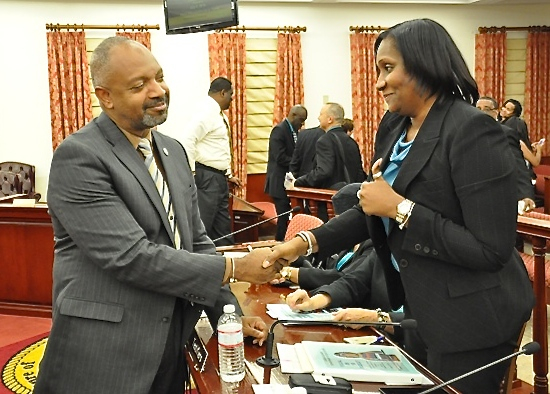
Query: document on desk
266,304,336,322
277,341,433,386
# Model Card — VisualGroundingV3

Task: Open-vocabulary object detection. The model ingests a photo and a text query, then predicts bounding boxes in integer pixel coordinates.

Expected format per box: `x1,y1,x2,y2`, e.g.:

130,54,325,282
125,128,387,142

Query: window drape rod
217,25,306,33
349,26,387,33
46,23,160,31
478,25,549,33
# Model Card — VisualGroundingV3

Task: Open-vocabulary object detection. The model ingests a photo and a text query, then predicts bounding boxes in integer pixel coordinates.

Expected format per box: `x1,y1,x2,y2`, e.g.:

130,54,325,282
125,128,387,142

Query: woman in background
265,19,534,393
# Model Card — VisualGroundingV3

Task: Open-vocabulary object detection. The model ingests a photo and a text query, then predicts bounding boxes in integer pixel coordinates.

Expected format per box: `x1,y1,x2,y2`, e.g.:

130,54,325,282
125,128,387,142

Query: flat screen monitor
164,0,239,35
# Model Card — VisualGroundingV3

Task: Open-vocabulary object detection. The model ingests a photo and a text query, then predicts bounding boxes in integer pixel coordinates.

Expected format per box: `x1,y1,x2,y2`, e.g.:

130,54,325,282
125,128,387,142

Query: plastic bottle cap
223,304,235,314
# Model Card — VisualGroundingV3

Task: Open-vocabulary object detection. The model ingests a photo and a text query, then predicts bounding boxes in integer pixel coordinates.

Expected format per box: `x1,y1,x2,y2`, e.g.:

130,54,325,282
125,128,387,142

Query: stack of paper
266,304,337,322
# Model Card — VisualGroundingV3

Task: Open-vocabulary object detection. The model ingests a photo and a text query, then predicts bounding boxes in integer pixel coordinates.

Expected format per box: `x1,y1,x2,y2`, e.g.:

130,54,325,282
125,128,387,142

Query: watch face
397,200,410,215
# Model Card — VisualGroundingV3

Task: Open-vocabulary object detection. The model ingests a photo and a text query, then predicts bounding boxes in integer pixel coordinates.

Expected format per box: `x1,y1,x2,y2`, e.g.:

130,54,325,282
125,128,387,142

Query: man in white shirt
180,77,242,246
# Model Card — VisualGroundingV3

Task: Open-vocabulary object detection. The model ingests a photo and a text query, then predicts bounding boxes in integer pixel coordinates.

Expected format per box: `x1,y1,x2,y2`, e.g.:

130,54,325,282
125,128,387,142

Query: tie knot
138,138,152,156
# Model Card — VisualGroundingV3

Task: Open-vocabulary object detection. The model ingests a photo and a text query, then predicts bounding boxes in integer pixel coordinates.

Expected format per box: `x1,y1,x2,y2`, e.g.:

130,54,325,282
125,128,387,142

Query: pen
369,335,385,345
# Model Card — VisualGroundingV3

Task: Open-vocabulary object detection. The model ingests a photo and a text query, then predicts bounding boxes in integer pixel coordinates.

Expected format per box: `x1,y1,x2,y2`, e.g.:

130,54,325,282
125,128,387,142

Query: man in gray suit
33,37,281,394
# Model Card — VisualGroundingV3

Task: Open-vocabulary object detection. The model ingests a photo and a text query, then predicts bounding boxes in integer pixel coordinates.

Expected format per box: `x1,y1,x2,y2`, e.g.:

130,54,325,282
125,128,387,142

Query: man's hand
242,316,268,346
234,247,283,284
228,176,243,188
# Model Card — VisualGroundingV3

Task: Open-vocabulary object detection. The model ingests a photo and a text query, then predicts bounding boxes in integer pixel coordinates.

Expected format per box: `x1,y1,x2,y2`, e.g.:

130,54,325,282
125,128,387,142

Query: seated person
281,184,405,338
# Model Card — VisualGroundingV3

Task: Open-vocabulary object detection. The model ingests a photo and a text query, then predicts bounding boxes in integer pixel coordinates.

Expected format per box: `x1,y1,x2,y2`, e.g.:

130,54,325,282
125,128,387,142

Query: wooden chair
500,323,527,393
284,213,324,241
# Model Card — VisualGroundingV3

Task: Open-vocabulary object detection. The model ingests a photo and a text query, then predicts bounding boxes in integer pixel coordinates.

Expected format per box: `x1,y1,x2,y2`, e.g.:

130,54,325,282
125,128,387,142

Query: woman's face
500,102,516,120
375,38,424,118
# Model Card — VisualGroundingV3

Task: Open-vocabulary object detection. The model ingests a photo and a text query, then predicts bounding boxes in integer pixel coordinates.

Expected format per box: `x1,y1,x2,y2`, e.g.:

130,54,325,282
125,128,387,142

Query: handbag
288,373,352,394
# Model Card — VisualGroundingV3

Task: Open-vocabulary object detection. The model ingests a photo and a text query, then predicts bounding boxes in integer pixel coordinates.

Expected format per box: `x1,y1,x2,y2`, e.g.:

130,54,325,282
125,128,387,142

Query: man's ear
95,86,113,109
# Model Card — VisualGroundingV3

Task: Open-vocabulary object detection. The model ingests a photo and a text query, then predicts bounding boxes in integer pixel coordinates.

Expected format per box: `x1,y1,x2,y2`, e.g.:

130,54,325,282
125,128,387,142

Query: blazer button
423,246,430,254
432,250,439,256
414,244,421,251
400,259,408,268
162,317,170,323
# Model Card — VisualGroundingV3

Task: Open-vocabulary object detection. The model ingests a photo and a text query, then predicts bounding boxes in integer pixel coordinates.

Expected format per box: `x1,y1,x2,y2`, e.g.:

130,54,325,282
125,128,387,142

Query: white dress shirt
179,96,232,172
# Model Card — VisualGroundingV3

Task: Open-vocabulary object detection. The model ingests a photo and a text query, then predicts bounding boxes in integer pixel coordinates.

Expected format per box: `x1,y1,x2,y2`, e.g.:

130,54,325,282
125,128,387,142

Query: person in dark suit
33,37,281,394
289,125,324,178
476,96,535,212
264,105,308,241
294,103,365,191
264,19,534,393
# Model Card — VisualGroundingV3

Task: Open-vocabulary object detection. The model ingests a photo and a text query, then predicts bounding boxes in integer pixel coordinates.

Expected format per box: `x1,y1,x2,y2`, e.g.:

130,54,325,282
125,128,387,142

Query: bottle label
218,322,243,348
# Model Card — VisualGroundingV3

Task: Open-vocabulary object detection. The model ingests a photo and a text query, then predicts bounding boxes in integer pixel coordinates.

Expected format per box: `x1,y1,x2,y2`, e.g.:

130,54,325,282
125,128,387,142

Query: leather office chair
284,213,324,241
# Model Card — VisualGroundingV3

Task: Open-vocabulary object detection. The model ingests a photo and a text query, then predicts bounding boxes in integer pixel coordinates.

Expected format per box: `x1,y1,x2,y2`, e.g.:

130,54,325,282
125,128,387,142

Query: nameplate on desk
186,328,209,373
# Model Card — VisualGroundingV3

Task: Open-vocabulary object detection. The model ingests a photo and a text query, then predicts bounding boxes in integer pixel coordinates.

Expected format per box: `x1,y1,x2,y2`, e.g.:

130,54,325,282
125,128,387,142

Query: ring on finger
356,190,361,199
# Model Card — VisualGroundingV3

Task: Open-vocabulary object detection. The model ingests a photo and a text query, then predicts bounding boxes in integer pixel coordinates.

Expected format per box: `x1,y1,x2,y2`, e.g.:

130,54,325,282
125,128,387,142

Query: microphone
256,318,418,370
412,342,540,394
213,206,302,242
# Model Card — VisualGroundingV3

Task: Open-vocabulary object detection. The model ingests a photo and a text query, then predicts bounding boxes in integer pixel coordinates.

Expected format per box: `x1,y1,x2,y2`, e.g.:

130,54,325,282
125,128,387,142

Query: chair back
284,213,324,241
0,162,36,199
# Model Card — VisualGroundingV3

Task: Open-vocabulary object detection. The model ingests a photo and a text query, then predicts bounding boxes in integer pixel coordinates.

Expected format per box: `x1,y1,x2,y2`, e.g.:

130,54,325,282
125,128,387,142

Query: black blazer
295,127,365,189
310,98,534,354
290,127,324,178
500,123,535,200
264,120,295,199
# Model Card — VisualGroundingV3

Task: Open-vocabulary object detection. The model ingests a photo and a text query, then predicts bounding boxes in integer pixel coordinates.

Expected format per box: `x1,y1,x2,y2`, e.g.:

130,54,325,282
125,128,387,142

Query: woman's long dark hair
375,19,479,105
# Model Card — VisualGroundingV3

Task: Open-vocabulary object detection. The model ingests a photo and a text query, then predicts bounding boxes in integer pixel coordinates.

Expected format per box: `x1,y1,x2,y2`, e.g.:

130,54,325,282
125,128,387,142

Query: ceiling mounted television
164,0,239,35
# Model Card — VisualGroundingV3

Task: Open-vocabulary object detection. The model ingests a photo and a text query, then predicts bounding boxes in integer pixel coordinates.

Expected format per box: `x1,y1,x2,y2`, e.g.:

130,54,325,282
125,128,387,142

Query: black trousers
149,299,188,394
272,195,291,241
194,164,234,246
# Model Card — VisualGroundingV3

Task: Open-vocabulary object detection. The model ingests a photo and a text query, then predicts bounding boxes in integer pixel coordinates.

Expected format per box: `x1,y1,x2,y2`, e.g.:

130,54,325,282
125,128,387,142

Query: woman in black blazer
266,19,534,393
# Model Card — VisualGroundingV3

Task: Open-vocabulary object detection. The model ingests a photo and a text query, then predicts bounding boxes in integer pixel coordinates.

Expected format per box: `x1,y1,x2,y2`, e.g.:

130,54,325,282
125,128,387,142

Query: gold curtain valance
478,25,550,34
216,25,306,33
46,23,159,32
349,26,387,33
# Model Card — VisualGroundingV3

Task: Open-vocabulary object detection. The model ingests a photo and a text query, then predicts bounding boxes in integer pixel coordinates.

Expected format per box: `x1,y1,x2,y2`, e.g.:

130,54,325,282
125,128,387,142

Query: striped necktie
138,138,181,249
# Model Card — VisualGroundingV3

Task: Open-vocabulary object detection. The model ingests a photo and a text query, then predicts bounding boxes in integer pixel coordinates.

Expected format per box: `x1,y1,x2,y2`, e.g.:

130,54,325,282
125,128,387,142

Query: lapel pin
163,148,169,156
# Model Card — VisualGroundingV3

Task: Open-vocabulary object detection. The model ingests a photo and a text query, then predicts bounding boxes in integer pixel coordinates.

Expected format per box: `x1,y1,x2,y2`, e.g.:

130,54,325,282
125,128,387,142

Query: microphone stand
256,318,417,384
416,342,540,394
213,206,302,243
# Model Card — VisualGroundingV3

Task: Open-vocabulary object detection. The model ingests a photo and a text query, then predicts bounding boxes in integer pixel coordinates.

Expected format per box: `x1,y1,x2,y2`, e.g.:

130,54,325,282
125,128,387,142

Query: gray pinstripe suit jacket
34,113,232,394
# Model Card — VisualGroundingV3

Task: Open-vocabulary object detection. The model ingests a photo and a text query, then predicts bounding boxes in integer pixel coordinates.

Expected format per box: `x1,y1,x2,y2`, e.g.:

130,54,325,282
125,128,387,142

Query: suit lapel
391,99,451,195
95,114,174,242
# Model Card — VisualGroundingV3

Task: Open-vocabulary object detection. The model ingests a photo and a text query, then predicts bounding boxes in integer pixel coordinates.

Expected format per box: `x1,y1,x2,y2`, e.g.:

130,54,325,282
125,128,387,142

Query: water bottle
217,304,245,382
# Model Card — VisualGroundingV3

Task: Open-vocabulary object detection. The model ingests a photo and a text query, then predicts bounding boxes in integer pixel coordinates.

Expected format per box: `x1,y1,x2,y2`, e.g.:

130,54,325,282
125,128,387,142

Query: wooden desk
286,187,336,221
187,282,459,393
0,203,53,317
516,215,549,394
232,195,265,243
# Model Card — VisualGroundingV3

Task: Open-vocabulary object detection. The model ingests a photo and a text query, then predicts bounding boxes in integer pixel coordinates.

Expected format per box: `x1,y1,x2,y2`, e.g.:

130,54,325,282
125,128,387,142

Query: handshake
284,172,296,190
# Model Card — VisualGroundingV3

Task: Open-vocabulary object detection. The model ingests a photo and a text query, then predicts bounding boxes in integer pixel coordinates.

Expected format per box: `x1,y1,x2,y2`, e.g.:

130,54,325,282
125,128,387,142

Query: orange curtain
350,32,385,171
474,30,506,105
47,31,93,150
115,31,151,50
208,32,247,199
524,27,550,151
273,33,304,125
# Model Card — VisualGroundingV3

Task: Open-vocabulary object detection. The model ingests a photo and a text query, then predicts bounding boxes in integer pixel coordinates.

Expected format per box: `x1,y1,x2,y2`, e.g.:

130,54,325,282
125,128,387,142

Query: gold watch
395,199,415,230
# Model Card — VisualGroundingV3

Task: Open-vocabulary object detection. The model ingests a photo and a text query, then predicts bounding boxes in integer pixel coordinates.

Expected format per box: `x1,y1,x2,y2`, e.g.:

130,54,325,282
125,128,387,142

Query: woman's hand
332,308,378,330
242,316,268,346
285,289,330,312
